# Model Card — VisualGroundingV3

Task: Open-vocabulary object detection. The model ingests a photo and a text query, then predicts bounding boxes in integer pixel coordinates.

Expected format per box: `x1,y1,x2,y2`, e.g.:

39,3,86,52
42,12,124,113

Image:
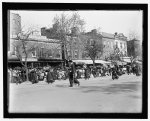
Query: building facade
10,12,21,37
8,13,63,68
101,32,115,60
9,36,62,68
114,33,128,56
66,29,103,60
9,12,21,52
41,26,128,62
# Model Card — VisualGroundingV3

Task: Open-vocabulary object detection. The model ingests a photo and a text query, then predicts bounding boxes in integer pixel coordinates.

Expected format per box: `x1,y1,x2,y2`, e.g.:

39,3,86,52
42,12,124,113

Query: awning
8,55,19,60
135,61,142,64
38,58,63,62
73,60,91,64
95,60,111,64
123,59,131,63
73,60,111,65
22,58,37,62
112,61,127,65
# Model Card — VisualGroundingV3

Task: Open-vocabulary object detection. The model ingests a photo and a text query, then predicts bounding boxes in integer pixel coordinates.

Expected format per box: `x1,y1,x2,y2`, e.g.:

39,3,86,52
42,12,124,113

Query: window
74,39,77,45
56,50,61,58
67,50,71,56
111,42,113,48
116,41,118,48
12,47,16,55
74,50,78,59
48,50,52,57
32,50,36,57
103,41,106,47
107,42,109,47
82,51,87,59
120,42,122,49
90,39,93,45
124,43,126,49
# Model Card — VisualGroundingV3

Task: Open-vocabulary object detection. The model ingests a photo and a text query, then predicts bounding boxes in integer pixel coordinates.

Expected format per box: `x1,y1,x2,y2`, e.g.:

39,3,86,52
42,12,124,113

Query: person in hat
30,68,38,84
68,60,76,87
46,68,55,84
112,67,119,80
84,64,89,80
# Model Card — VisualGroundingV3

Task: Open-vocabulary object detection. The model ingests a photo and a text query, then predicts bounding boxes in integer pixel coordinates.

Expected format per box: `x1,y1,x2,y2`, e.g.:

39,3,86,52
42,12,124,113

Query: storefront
8,55,64,69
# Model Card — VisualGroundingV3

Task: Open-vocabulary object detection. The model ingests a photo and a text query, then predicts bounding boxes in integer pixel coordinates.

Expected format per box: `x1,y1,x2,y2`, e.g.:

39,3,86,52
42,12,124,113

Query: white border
0,0,149,120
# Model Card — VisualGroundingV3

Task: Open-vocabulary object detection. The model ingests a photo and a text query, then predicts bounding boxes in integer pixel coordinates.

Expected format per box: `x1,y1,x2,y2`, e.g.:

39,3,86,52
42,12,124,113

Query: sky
11,10,143,40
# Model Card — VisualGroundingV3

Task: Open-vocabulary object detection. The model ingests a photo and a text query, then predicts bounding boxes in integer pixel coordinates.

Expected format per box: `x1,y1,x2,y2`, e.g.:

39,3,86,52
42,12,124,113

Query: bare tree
51,12,85,66
128,30,142,64
84,39,103,67
128,30,140,40
12,28,38,81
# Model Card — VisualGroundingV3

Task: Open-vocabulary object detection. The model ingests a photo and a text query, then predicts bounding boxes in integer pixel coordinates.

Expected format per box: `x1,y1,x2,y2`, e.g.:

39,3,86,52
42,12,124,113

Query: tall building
10,12,21,37
9,12,21,52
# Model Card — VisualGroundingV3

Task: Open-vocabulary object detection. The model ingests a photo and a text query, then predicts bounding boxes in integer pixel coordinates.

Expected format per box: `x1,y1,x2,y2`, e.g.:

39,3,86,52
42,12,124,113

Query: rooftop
101,32,115,39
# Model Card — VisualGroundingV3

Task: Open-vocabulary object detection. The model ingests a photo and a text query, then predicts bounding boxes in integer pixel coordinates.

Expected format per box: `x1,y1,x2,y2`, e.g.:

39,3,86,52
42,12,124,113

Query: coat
30,71,38,83
46,71,55,83
68,63,75,80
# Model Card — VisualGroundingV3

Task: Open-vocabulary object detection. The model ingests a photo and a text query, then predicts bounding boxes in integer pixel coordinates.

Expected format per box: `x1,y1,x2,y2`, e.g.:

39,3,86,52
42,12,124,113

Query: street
9,74,142,113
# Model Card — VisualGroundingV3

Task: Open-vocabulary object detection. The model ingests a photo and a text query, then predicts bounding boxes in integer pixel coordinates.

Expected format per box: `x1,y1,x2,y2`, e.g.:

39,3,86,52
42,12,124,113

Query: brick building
8,35,62,68
8,13,63,68
41,27,128,62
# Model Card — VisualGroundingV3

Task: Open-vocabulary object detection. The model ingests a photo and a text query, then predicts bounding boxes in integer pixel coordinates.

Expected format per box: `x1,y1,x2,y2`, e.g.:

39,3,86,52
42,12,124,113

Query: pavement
9,74,142,113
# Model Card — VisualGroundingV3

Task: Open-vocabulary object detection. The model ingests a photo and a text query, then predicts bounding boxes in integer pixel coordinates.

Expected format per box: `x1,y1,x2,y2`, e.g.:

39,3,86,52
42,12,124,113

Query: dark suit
68,63,75,87
46,71,55,84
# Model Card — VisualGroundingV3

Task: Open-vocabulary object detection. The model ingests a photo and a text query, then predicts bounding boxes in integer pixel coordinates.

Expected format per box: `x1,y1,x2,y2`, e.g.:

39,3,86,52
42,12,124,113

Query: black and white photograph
3,2,148,119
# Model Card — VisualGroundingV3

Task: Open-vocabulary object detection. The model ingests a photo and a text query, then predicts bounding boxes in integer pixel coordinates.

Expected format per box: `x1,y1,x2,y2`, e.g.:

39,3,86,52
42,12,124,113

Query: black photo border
3,2,148,119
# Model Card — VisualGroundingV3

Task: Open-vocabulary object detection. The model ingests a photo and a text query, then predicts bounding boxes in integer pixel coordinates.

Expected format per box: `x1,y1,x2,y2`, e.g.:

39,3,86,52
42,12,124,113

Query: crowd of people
8,60,142,87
